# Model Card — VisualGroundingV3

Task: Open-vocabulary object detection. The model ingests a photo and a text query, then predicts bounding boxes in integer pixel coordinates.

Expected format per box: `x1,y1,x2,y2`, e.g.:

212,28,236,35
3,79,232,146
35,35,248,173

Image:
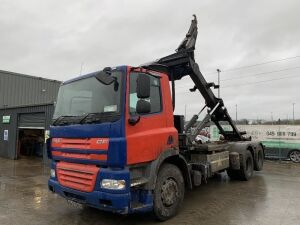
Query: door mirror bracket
128,115,140,126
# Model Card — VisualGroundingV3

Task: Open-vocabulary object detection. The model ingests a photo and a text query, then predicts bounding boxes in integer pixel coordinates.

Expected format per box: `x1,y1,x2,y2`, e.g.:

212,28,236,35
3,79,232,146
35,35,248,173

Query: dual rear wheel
227,149,263,181
227,150,253,181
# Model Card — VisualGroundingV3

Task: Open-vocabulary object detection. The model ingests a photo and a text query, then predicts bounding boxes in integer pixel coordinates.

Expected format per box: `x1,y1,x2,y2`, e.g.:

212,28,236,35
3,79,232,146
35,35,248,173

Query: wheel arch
288,149,300,155
229,142,264,160
164,155,193,189
144,149,192,190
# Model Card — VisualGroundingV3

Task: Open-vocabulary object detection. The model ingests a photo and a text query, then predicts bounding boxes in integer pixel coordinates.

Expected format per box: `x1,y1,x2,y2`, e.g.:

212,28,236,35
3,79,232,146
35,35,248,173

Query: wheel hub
161,178,179,207
290,151,300,163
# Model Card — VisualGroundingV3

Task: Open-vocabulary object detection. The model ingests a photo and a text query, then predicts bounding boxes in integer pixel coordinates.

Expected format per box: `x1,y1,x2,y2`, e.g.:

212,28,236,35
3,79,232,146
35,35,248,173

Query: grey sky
0,0,299,120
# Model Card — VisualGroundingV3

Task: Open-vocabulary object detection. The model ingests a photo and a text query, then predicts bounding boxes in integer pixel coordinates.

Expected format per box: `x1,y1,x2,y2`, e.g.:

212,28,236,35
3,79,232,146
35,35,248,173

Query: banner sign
210,125,300,150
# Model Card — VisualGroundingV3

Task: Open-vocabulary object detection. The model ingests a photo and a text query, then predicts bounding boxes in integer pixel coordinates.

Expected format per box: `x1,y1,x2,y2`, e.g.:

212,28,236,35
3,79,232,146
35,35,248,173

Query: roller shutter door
18,112,46,129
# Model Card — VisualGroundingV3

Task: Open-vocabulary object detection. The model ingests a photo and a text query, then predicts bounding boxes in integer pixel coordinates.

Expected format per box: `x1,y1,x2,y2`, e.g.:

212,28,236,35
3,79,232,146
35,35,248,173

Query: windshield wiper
52,112,120,126
79,113,98,124
79,112,120,124
52,115,76,126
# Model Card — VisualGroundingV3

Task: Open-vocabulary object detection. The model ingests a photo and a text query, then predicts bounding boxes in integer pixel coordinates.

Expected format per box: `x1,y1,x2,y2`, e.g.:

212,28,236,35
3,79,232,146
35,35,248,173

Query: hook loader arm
143,15,245,141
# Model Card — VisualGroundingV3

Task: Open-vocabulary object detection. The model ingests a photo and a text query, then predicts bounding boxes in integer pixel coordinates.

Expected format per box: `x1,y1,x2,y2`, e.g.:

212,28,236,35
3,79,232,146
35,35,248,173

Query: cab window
129,72,162,115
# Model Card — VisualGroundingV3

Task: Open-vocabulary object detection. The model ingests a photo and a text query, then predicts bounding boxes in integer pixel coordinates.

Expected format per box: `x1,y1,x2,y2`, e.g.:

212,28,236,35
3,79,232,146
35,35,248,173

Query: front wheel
289,150,300,163
153,163,185,221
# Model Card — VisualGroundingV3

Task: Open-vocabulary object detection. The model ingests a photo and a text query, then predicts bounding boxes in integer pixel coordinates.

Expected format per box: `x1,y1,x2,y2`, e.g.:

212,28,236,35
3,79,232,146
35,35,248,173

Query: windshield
52,71,123,125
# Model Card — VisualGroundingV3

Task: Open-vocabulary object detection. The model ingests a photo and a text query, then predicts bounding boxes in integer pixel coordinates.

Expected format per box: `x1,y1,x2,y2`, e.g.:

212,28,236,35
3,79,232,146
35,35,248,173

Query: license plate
66,199,84,209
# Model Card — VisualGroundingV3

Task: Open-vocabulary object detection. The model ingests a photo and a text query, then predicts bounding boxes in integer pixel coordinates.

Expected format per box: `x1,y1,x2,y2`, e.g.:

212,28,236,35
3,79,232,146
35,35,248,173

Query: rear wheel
254,149,264,171
153,163,184,221
289,150,300,163
227,150,254,181
240,150,254,180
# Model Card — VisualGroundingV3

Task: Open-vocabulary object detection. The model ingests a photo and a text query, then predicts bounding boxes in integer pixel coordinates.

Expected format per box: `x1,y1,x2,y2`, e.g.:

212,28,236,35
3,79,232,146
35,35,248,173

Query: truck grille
51,138,109,150
51,138,109,164
56,162,99,192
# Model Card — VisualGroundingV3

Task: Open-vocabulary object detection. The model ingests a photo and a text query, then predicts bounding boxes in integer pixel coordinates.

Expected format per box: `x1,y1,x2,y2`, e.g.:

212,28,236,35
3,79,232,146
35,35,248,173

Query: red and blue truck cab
48,66,178,217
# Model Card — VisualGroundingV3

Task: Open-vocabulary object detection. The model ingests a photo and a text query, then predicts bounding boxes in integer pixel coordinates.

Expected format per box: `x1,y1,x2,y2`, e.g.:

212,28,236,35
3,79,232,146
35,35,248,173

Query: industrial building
0,70,61,163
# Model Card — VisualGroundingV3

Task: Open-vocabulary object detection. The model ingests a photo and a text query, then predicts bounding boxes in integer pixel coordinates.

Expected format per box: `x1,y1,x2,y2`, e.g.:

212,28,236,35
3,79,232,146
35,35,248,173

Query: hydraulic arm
143,15,245,141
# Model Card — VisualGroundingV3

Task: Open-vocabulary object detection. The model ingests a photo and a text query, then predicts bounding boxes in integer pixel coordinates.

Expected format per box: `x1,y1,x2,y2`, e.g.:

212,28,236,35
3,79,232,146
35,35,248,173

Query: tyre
239,150,254,181
227,169,239,180
153,163,185,221
227,150,254,181
289,150,300,163
254,149,264,171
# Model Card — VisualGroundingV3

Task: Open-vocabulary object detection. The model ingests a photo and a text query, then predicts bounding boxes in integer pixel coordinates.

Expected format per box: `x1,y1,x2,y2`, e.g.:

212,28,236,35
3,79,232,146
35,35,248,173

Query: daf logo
96,139,108,144
52,138,61,143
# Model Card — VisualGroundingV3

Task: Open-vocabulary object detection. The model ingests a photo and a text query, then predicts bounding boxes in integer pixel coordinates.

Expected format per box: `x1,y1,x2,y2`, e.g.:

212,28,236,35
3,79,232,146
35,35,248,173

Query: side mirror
95,71,115,85
136,99,151,114
137,74,150,98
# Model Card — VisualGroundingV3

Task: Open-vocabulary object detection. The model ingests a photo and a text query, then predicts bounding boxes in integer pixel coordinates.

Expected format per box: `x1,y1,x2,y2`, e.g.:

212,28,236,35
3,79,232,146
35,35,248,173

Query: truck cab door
125,71,177,165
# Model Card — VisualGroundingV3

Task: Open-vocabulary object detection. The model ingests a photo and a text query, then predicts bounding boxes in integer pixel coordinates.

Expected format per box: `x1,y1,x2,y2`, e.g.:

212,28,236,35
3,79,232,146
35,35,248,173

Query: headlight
101,179,126,190
50,169,56,178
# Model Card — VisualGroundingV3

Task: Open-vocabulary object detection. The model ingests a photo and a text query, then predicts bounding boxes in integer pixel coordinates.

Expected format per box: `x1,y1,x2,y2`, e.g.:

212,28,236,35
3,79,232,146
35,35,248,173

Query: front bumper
48,161,153,214
48,163,153,214
49,179,131,214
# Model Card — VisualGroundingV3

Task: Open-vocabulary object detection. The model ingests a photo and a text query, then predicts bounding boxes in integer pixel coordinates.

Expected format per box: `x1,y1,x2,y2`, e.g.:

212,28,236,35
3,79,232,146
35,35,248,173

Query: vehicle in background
210,125,300,163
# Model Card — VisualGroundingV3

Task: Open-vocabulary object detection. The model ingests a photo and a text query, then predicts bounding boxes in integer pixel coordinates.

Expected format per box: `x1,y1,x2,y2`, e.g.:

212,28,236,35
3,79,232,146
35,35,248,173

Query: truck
47,15,264,220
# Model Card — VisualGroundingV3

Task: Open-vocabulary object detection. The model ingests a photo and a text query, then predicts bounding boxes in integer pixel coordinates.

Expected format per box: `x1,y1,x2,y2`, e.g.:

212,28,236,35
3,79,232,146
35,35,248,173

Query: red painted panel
125,68,178,165
52,151,107,161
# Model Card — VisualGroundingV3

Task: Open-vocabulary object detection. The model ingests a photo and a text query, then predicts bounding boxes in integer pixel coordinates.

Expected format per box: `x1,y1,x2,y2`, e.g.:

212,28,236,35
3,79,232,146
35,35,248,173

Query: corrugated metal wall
0,104,54,164
0,70,61,109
